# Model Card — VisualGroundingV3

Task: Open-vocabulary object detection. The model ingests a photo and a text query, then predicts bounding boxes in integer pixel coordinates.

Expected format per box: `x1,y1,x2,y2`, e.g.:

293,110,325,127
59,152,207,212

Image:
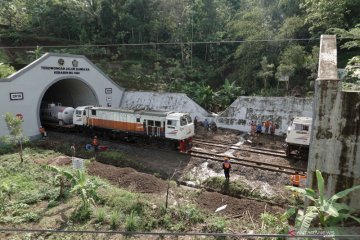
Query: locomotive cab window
91,110,96,116
185,115,192,123
136,118,141,123
83,111,86,116
180,117,187,126
167,120,177,128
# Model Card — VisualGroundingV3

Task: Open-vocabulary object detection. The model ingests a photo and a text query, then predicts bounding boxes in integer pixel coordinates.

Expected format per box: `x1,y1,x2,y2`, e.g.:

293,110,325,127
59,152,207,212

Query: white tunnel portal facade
0,53,125,138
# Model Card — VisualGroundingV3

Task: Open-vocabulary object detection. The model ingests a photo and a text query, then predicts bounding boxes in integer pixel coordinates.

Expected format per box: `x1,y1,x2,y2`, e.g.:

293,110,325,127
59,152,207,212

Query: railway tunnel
41,78,98,107
0,53,125,138
39,77,100,126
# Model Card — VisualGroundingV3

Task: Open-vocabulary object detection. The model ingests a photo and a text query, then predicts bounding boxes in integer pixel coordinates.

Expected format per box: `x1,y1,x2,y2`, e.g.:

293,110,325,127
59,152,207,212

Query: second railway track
189,149,306,175
193,139,287,157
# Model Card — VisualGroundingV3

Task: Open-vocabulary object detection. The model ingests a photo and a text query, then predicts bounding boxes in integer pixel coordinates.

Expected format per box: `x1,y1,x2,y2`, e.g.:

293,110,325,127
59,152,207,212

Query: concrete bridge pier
307,35,360,208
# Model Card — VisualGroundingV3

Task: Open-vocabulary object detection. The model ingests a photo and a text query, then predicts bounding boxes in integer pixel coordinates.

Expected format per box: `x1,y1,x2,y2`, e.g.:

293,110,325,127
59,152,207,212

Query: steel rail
190,150,306,175
193,139,286,157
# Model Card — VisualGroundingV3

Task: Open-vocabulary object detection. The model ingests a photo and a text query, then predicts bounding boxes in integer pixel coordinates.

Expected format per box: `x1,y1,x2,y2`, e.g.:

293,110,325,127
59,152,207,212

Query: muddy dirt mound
88,161,166,193
34,155,72,166
196,191,283,219
195,126,242,143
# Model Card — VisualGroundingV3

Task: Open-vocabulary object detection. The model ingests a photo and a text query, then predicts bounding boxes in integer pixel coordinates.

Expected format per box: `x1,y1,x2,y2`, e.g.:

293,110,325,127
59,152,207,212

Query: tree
0,63,16,78
330,25,360,50
300,0,347,36
287,170,360,233
258,57,274,89
193,83,215,110
276,45,306,90
214,79,242,110
1,113,28,163
0,0,29,30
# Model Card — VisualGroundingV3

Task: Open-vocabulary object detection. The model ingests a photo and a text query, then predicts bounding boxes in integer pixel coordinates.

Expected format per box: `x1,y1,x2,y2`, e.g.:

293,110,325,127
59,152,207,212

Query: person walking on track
223,157,231,181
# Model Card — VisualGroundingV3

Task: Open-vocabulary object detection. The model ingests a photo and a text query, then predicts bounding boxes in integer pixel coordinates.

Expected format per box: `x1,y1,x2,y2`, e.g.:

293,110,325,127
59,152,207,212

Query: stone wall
215,96,313,135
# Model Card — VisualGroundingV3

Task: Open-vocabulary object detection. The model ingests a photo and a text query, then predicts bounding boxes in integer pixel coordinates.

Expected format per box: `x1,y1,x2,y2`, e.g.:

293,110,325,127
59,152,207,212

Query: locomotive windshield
167,119,178,127
294,123,309,131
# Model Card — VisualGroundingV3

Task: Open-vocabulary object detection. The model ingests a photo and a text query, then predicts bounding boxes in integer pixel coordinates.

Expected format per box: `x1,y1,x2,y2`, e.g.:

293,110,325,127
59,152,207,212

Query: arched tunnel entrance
39,78,98,125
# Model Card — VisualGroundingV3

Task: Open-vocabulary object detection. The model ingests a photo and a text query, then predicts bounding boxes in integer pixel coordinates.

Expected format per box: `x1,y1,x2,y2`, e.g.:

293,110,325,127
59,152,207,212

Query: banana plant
286,170,360,233
70,170,100,210
44,165,74,199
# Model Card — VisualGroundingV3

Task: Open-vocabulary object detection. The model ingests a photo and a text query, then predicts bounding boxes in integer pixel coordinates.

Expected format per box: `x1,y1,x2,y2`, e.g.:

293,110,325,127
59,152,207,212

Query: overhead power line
0,36,358,50
0,38,323,49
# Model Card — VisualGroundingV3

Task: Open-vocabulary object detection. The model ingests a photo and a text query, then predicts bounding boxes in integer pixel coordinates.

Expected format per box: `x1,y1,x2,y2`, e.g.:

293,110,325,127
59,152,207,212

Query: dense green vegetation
1,0,360,111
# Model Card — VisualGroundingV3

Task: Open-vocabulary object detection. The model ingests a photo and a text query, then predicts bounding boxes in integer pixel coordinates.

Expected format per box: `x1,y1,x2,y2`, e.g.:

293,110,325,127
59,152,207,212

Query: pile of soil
34,155,72,166
196,191,283,219
88,161,167,193
195,126,242,144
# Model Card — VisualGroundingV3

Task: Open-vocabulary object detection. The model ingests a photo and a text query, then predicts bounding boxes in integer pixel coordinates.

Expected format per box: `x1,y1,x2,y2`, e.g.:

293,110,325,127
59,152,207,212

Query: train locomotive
285,116,312,157
41,103,194,151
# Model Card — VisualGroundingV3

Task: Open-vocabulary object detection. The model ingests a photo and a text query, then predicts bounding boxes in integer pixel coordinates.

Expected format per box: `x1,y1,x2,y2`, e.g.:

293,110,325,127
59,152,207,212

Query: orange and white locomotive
72,106,194,151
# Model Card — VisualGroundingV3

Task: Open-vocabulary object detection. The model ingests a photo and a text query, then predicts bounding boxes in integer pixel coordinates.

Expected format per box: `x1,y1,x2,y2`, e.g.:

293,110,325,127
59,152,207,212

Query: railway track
189,149,306,175
46,127,305,176
193,138,286,157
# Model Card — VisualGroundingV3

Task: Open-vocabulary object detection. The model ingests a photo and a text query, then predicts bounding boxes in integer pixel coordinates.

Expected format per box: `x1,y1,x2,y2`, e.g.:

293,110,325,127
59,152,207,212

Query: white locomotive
41,104,195,150
72,106,194,141
285,116,312,157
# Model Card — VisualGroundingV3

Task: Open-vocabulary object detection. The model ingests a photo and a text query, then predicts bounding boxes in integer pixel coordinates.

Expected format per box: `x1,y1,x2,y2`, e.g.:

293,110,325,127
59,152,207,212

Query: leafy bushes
160,204,205,231
203,217,227,233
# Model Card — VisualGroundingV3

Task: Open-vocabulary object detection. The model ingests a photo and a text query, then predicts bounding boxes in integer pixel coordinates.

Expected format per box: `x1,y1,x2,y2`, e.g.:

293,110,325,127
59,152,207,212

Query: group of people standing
250,120,276,136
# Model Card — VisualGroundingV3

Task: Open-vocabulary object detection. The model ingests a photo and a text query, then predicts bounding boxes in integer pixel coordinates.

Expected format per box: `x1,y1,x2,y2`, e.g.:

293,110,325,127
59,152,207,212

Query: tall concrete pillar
307,35,360,208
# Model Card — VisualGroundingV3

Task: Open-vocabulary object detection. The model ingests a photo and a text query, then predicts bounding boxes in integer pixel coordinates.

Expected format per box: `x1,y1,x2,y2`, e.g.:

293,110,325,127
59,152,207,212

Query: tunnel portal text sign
41,66,90,75
10,92,24,100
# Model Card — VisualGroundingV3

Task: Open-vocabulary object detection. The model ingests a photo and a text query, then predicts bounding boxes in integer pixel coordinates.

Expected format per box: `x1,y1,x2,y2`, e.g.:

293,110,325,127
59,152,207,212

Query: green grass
0,149,58,224
110,210,120,230
0,147,228,235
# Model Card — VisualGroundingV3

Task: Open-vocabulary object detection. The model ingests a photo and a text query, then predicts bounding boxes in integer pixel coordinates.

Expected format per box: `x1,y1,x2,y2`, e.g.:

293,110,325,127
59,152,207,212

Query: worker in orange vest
264,120,271,134
290,172,307,187
39,126,47,138
223,157,231,181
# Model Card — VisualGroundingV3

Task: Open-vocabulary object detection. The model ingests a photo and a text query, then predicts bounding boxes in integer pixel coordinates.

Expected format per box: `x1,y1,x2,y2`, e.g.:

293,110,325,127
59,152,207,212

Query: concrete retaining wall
215,97,313,135
120,91,213,120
